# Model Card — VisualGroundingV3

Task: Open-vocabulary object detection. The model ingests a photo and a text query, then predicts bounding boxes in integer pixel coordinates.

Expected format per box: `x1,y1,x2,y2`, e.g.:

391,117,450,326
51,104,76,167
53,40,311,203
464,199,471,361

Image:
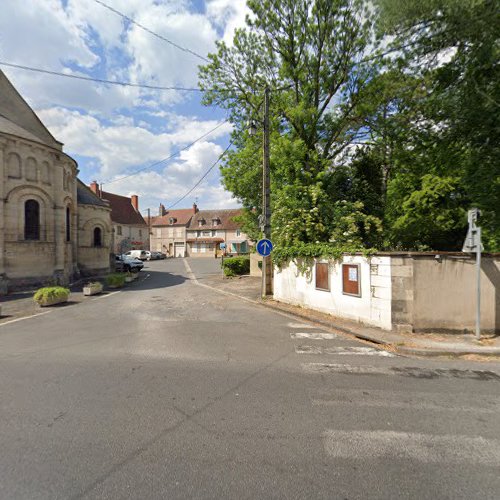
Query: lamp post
249,86,272,297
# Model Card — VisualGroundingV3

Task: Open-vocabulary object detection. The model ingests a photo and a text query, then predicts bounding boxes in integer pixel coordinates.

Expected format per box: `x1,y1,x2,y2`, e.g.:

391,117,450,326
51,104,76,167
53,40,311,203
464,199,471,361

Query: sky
0,0,250,216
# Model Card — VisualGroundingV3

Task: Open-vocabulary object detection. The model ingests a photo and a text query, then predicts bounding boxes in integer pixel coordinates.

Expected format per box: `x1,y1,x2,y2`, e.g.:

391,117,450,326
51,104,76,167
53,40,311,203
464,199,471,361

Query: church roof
0,70,62,150
77,180,110,208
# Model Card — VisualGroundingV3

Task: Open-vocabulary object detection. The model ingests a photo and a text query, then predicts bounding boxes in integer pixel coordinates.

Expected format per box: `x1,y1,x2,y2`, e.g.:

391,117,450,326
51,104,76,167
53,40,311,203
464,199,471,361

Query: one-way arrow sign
256,238,273,257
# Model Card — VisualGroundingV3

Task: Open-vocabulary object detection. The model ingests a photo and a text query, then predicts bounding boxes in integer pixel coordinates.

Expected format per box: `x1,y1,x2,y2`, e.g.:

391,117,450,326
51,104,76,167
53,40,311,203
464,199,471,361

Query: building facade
149,204,197,257
0,70,112,293
89,182,148,254
186,209,250,257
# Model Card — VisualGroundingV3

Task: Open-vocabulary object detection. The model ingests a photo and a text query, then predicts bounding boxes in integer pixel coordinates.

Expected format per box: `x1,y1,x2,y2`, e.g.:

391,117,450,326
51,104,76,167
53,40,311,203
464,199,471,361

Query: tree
199,0,383,248
374,0,500,250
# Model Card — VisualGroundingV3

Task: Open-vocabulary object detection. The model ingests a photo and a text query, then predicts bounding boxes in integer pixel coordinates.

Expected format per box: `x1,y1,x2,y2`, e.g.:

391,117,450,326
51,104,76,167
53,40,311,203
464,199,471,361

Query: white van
125,250,148,260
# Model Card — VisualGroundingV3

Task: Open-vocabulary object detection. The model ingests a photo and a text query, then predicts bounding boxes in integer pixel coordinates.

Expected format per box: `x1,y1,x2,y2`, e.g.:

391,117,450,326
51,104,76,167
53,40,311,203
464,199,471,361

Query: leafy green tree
374,0,500,250
199,0,383,248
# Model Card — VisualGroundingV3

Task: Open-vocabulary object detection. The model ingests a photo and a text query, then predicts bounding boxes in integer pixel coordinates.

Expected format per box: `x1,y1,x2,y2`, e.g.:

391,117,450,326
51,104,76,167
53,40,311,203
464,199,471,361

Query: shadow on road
119,270,188,292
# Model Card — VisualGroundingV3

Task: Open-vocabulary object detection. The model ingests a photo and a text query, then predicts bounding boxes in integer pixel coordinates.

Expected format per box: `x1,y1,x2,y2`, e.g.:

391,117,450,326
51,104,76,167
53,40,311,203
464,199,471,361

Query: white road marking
182,258,198,283
295,345,395,356
324,430,500,465
290,332,339,340
0,310,53,327
313,398,499,413
301,363,500,380
92,291,121,300
287,322,318,329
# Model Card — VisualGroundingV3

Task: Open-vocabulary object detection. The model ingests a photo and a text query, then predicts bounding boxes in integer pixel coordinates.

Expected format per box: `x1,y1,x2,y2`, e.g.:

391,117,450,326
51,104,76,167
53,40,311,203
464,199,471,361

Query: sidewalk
0,276,132,325
200,274,500,359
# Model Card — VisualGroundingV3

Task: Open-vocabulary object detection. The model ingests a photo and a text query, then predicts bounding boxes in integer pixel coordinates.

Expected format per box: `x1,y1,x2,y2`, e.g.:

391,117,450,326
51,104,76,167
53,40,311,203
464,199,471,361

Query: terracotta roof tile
150,208,195,227
188,209,243,230
101,191,147,226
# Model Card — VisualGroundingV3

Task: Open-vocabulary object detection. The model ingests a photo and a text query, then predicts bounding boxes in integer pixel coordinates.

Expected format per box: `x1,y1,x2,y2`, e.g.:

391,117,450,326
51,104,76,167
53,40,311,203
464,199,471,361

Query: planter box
36,295,69,307
83,283,103,296
125,276,134,283
108,283,124,289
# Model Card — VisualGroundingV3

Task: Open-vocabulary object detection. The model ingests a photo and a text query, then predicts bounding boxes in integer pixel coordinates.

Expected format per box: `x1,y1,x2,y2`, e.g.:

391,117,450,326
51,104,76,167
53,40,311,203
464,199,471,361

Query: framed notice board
342,263,361,297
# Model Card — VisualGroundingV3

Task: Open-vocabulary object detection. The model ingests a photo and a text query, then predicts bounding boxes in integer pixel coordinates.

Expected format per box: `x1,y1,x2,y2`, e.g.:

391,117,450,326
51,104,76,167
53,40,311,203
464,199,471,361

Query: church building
0,70,112,293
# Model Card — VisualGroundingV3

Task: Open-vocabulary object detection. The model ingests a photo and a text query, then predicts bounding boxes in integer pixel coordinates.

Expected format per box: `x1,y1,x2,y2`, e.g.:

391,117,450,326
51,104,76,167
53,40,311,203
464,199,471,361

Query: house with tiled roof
89,182,148,254
186,208,250,257
149,203,198,257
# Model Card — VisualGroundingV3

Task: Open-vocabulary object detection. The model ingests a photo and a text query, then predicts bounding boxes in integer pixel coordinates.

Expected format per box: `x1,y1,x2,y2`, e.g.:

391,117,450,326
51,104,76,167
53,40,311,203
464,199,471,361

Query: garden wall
273,253,500,333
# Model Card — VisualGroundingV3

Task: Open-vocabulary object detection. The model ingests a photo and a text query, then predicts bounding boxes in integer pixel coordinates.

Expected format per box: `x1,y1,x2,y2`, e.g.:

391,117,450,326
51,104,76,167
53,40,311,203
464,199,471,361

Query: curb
200,284,500,359
394,345,500,358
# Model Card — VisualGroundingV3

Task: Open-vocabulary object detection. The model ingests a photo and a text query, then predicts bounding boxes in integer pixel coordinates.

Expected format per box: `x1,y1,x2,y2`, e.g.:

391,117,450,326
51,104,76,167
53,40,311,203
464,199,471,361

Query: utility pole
262,86,272,297
147,208,151,251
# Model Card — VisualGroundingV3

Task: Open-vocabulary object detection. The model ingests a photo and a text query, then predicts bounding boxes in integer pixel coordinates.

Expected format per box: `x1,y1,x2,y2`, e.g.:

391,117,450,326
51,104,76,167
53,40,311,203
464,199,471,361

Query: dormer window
212,217,220,227
198,219,205,227
169,217,177,225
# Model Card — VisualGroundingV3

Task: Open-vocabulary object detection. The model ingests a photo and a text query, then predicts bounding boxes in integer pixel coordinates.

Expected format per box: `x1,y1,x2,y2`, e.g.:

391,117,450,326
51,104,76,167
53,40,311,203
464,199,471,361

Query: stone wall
77,204,112,276
0,133,78,290
407,255,500,334
274,253,500,334
273,255,392,330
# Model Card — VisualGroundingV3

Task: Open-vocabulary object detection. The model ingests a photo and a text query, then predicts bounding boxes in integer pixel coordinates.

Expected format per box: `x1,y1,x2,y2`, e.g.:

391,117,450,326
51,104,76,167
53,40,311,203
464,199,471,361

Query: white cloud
38,107,231,177
2,0,244,211
206,0,250,45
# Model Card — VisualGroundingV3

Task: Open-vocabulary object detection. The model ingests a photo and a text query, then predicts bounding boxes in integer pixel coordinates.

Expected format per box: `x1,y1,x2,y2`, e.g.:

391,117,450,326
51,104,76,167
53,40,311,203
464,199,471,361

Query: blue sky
0,0,249,215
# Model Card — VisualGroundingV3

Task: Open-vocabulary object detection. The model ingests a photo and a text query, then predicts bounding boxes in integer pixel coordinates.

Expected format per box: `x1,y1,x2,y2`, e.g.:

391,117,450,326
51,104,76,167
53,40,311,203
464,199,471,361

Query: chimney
131,195,139,211
90,180,100,197
159,203,166,216
193,202,198,214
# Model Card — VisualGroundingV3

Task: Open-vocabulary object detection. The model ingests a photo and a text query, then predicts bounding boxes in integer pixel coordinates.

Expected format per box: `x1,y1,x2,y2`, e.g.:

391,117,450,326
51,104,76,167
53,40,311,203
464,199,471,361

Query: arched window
66,207,71,242
93,227,102,247
24,200,40,240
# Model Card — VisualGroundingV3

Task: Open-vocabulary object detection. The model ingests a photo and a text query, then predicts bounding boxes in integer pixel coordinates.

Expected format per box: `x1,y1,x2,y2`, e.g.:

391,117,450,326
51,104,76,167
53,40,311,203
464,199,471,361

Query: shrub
106,273,126,288
33,286,70,305
222,256,250,277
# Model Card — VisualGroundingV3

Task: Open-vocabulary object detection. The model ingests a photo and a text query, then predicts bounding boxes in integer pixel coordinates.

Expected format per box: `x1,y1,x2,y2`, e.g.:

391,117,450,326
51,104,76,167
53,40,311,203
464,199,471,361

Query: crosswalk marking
295,345,395,357
324,430,500,465
290,332,339,340
287,322,318,329
302,363,500,380
313,398,499,413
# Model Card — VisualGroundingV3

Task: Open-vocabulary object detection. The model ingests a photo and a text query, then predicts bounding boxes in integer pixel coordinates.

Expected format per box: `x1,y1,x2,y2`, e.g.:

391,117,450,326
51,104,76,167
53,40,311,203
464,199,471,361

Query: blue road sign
256,238,273,257
220,243,226,249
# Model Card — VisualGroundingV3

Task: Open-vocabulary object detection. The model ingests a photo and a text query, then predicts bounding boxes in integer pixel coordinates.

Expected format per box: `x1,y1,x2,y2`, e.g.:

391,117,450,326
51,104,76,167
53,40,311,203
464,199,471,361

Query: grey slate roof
77,179,109,207
0,70,62,150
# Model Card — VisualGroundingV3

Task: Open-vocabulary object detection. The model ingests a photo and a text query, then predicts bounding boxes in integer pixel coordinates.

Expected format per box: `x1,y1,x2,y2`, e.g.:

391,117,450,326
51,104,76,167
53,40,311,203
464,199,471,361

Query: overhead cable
92,0,209,63
104,119,230,185
166,140,233,210
0,61,202,92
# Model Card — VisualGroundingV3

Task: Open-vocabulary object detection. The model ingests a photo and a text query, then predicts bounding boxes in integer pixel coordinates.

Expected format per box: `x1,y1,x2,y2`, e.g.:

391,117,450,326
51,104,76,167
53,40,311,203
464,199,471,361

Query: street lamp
248,87,272,297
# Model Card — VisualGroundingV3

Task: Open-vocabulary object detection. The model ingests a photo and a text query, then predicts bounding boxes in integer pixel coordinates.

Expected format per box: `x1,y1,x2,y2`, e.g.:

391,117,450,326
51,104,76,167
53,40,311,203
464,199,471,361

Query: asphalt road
1,258,499,499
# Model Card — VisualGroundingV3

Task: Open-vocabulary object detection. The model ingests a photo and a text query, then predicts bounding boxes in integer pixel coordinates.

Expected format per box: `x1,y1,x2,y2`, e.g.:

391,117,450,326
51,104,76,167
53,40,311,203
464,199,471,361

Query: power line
92,0,209,63
104,119,230,185
166,140,234,210
0,61,202,92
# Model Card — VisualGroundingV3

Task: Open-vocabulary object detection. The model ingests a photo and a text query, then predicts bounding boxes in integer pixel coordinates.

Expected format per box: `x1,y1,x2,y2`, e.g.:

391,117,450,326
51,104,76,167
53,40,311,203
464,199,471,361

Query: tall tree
374,0,500,250
199,0,383,247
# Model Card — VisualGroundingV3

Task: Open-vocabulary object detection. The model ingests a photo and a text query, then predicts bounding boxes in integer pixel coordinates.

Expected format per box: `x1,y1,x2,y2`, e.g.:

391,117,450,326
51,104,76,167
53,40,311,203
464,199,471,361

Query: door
174,242,185,257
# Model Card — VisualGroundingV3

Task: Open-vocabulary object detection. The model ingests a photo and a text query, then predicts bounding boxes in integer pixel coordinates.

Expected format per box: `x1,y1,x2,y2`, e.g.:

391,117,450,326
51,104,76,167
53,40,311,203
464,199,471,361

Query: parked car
149,251,165,260
125,249,148,260
115,254,144,273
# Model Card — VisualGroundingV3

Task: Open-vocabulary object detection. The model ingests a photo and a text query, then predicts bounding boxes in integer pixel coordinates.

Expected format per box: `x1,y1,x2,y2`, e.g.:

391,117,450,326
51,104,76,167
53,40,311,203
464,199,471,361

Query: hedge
222,256,250,277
